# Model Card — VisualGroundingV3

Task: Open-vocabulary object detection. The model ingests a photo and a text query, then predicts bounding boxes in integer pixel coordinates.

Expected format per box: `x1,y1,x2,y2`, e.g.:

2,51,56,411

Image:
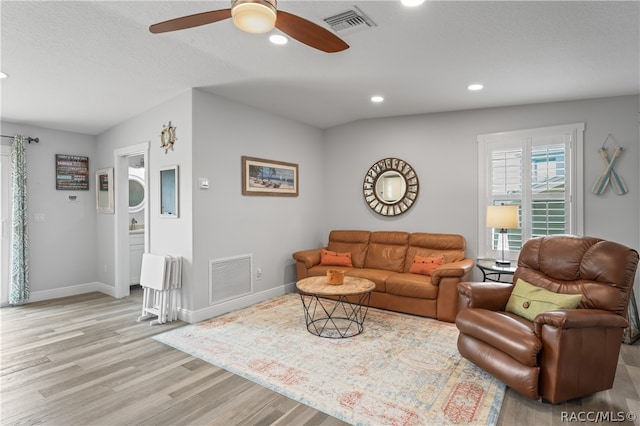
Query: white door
1,146,11,306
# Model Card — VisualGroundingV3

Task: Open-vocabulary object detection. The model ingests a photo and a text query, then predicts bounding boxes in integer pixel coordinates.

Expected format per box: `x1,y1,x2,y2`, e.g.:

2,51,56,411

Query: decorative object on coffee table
326,269,345,285
296,276,375,338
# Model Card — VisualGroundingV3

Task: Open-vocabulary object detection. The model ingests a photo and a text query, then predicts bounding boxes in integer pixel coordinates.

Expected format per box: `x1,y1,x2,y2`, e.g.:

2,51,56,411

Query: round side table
476,259,516,283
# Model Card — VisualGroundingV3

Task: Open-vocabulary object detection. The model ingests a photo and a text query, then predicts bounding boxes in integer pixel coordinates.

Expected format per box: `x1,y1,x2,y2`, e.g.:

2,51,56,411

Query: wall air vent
323,6,377,35
209,254,253,305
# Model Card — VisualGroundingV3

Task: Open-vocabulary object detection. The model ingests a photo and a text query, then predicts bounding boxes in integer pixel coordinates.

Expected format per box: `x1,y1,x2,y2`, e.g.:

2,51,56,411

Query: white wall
323,95,639,297
0,122,99,300
3,94,638,314
94,89,325,320
95,90,193,298
189,90,325,318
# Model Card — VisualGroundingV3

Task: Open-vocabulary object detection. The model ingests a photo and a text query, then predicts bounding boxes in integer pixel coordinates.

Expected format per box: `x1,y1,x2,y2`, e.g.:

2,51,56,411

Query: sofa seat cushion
456,308,542,367
385,273,438,299
346,268,394,292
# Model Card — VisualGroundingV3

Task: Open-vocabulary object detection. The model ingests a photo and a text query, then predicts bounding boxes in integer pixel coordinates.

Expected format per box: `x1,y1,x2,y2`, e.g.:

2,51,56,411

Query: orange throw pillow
320,249,353,267
409,255,444,276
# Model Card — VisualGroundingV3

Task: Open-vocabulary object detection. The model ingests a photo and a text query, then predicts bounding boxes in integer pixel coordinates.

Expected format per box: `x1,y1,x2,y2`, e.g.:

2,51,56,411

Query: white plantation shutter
478,123,584,260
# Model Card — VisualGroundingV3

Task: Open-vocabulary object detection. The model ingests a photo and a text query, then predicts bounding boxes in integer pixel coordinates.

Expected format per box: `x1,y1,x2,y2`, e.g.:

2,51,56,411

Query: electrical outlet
103,264,108,273
256,268,262,280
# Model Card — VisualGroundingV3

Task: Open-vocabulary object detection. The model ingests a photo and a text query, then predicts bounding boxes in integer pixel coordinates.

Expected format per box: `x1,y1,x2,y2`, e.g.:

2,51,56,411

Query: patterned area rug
154,293,505,425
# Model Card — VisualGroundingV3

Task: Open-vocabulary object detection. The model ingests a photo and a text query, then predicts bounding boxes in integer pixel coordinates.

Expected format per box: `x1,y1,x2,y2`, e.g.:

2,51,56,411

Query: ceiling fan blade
149,9,232,34
275,11,348,53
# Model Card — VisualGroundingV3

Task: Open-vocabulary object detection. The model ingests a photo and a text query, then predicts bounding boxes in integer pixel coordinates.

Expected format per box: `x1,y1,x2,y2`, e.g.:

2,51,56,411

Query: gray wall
2,94,638,314
190,90,326,319
95,90,193,297
0,122,98,300
323,95,640,288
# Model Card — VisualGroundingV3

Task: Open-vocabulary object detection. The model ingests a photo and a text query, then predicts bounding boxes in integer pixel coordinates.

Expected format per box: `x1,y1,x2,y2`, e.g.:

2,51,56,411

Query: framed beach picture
242,156,298,197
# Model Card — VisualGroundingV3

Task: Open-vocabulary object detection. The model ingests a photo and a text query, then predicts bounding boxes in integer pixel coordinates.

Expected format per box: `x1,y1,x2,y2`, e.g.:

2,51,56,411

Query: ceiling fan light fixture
232,0,277,34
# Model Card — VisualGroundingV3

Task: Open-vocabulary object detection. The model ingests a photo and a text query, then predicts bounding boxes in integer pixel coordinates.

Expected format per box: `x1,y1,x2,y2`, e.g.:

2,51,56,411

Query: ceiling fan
149,0,349,53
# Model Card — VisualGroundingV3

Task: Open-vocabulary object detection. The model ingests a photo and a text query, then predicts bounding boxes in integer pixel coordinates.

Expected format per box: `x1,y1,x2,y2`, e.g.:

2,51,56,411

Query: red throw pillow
320,249,353,267
409,255,444,276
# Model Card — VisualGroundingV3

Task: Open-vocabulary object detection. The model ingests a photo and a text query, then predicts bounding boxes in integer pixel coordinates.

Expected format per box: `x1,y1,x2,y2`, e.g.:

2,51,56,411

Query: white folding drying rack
137,253,182,325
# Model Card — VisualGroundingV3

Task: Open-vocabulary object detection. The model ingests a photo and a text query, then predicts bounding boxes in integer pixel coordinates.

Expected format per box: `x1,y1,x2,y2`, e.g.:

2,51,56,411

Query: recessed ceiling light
269,34,288,45
401,0,426,6
468,83,484,91
371,95,384,103
0,72,8,79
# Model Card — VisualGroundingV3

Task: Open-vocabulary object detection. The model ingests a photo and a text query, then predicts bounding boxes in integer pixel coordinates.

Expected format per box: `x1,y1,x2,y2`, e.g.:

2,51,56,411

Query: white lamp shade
486,205,519,229
232,2,277,34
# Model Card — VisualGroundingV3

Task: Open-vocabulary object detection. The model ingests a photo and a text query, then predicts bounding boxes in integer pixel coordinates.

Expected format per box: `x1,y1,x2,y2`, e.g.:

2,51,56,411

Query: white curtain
9,135,29,304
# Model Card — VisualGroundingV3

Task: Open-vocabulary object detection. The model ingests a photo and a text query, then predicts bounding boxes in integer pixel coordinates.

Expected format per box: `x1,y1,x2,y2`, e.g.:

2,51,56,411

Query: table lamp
486,204,519,266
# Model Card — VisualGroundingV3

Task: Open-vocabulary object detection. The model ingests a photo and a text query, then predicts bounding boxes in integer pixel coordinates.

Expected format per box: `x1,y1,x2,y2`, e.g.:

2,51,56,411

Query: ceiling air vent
323,6,377,35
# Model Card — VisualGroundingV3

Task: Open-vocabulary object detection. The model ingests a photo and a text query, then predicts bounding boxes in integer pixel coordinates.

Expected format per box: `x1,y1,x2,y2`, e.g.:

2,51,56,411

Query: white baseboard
179,282,297,324
28,281,116,303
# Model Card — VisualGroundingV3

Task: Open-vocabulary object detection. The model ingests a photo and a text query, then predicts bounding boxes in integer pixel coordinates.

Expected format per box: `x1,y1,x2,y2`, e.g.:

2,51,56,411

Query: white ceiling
1,1,638,136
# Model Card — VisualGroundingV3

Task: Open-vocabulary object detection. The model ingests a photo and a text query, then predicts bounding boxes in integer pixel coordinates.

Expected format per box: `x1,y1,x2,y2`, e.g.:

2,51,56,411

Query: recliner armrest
292,248,322,269
533,309,629,337
457,281,514,311
431,258,474,285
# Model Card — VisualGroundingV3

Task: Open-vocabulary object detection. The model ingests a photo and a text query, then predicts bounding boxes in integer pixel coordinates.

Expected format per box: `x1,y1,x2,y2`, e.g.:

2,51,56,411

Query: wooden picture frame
241,156,298,197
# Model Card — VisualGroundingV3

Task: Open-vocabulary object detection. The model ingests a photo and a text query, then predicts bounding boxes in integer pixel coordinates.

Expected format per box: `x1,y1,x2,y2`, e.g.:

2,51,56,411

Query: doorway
114,143,149,298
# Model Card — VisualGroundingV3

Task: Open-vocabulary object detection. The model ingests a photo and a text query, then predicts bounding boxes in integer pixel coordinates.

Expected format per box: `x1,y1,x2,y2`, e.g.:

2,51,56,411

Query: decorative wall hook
592,134,627,195
160,121,177,154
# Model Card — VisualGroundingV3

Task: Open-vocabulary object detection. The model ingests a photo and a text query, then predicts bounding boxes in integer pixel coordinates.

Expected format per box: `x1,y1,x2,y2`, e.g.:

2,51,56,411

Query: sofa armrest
431,258,474,285
292,248,322,269
533,309,629,337
534,309,629,403
457,281,514,311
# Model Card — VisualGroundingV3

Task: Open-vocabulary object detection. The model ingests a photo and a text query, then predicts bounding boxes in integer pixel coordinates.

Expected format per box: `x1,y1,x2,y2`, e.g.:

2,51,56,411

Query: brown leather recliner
455,235,639,403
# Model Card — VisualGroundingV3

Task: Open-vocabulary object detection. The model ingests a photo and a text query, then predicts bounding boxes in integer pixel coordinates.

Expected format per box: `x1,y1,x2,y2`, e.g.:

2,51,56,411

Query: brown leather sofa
292,230,474,322
456,235,639,403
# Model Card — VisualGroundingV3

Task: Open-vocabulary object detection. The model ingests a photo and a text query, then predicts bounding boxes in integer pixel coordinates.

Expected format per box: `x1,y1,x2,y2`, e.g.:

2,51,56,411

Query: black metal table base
298,292,372,338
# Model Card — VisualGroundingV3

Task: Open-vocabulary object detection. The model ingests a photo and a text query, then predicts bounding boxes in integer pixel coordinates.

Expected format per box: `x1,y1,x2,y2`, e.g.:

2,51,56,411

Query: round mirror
363,158,418,216
129,175,145,213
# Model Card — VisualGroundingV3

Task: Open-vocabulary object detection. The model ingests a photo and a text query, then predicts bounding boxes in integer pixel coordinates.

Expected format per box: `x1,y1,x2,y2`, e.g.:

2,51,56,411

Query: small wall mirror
160,165,179,218
363,158,419,216
96,168,114,214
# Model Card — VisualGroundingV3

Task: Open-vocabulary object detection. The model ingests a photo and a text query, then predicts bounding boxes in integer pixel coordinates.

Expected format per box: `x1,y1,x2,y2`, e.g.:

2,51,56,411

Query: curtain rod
0,135,39,144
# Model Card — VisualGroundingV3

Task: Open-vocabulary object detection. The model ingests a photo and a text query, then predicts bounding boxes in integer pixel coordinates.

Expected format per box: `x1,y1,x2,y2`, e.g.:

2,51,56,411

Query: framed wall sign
56,154,89,190
241,156,298,197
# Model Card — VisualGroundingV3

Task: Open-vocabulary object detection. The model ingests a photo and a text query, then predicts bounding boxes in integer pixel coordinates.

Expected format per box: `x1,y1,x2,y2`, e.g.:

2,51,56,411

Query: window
478,123,584,261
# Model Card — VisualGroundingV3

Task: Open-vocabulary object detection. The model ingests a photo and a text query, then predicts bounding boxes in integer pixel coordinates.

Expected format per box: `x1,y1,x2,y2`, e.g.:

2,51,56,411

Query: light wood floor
1,288,638,426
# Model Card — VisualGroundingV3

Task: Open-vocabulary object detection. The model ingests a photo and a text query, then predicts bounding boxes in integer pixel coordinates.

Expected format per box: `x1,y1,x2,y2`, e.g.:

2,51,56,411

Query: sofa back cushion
404,233,466,272
515,235,639,316
327,230,371,268
364,231,409,272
